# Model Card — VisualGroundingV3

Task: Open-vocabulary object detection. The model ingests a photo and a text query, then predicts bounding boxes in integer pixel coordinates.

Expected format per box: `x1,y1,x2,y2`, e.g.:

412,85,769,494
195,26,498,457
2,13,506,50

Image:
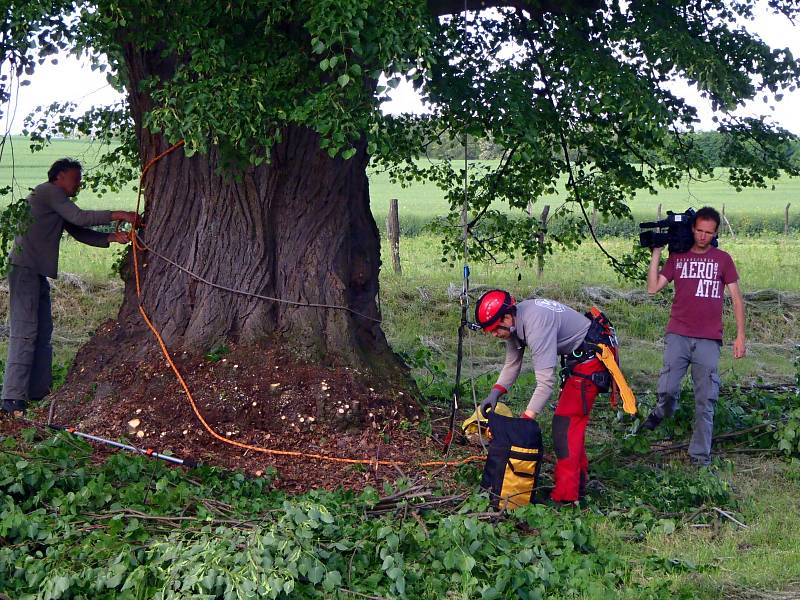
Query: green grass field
369,160,800,230
3,136,799,233
0,137,137,210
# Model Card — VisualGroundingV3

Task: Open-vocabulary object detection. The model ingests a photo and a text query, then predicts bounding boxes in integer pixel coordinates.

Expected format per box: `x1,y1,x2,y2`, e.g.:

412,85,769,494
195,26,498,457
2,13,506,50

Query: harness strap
596,343,637,415
558,309,637,416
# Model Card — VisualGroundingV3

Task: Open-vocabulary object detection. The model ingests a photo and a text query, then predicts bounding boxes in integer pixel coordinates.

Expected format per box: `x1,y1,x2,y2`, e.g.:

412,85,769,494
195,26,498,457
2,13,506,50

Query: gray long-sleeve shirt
495,299,591,414
10,183,112,278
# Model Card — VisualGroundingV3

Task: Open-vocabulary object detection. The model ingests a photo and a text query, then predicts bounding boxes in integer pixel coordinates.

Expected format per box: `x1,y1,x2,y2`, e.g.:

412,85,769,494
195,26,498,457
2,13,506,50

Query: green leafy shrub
1,433,699,599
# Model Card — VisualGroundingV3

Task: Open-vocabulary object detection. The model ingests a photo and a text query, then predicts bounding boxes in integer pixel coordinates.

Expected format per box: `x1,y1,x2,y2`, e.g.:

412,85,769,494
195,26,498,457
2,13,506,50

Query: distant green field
2,136,799,232
370,162,800,223
0,137,136,211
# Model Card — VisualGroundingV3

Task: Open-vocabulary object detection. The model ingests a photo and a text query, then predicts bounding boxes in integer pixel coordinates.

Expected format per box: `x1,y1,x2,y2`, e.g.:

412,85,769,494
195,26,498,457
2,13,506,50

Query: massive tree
2,0,799,384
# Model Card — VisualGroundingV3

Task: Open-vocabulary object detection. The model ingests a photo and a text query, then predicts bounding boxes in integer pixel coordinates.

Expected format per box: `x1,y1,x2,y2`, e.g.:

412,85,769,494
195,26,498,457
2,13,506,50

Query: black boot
1,399,26,416
640,413,662,431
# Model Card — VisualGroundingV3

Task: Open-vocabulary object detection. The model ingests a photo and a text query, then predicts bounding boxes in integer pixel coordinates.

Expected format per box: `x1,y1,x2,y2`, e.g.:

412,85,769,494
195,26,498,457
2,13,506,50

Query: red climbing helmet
475,289,516,332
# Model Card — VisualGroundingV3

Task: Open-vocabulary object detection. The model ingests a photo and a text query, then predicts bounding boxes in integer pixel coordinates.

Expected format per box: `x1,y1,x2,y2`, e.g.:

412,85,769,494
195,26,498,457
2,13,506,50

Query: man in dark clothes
1,158,138,416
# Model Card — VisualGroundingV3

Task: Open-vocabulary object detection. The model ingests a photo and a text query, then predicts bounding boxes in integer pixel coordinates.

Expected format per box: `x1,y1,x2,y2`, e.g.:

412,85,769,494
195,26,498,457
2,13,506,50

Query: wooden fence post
537,204,550,279
657,203,662,220
386,198,401,275
786,203,792,236
721,204,735,238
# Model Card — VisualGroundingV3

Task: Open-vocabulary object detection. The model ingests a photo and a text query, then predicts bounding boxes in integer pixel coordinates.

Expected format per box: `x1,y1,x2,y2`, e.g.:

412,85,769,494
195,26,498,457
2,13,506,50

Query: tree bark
86,42,408,384
120,129,395,368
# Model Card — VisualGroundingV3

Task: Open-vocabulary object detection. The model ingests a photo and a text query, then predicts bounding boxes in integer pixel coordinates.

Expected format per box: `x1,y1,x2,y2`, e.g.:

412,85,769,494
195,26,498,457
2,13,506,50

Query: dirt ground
1,320,480,493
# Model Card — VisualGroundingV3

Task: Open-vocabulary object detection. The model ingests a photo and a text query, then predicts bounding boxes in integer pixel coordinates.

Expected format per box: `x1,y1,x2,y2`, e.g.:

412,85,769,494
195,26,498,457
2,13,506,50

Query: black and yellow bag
481,412,543,510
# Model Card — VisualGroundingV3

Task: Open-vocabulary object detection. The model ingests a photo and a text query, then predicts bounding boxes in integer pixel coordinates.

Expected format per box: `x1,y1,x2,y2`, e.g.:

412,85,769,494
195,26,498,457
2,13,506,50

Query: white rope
133,233,382,323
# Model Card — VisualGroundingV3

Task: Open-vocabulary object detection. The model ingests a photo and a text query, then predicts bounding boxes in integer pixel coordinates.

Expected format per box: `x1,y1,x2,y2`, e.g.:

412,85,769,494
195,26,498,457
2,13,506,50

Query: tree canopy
3,0,800,275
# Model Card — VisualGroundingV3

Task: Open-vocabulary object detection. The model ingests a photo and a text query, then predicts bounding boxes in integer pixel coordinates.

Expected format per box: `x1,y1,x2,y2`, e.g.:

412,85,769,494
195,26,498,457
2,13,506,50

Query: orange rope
127,140,484,469
132,140,185,296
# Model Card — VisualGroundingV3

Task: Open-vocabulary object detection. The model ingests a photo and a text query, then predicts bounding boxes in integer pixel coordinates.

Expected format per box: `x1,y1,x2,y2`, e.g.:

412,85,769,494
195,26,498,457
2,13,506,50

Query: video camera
638,207,717,254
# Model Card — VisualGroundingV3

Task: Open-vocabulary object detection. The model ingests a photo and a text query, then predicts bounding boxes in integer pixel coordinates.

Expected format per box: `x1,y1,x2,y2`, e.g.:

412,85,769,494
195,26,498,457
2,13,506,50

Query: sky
3,2,800,136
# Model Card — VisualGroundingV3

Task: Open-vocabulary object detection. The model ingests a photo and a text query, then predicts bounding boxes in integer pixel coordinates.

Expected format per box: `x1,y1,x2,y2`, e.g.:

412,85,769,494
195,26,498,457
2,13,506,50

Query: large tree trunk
117,127,397,372
50,124,416,471
92,43,407,385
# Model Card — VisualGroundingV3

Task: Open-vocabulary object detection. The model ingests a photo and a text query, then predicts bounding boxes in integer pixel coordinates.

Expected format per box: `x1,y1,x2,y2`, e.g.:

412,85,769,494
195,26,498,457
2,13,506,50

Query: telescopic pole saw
49,423,198,467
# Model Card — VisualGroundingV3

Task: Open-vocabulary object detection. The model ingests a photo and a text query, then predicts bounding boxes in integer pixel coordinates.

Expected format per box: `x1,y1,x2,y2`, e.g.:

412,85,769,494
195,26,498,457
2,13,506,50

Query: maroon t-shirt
660,248,739,341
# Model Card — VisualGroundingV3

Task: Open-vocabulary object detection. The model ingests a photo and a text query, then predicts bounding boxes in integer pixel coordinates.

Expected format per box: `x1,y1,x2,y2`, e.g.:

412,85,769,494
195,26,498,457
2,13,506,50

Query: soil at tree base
1,319,476,493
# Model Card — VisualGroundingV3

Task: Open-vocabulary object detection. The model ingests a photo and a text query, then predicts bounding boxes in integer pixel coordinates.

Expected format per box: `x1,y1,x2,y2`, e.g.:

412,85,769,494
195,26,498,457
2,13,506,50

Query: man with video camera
643,206,746,466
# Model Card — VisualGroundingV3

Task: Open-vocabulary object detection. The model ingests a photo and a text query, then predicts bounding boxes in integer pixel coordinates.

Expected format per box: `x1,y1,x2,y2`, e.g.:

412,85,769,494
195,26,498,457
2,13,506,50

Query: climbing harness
559,307,637,415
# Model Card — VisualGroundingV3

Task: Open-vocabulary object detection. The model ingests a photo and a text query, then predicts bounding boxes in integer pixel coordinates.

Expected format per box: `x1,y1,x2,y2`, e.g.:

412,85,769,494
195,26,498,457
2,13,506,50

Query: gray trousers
653,333,721,465
2,265,53,407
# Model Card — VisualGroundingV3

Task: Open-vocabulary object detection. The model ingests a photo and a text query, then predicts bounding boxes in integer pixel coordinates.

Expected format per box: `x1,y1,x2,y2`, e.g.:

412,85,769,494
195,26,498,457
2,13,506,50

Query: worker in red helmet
475,290,609,503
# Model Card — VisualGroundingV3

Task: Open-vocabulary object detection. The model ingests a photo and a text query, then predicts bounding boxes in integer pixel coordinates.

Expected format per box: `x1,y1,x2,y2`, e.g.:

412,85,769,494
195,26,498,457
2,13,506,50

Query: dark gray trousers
2,265,53,408
653,333,721,465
